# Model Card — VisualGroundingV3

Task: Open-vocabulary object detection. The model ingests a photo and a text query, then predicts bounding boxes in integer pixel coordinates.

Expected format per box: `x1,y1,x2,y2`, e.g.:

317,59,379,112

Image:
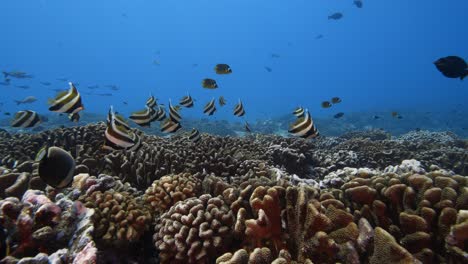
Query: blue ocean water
0,0,467,135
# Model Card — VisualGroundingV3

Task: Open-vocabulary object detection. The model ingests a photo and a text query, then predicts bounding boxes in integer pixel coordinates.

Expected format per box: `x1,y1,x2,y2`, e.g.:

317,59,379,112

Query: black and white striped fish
188,128,201,143
151,106,166,122
129,106,155,127
179,95,194,108
161,118,181,133
288,111,319,139
107,110,131,130
219,96,226,107
11,110,41,128
169,100,182,123
203,98,216,115
245,122,251,133
146,95,157,108
103,107,141,151
233,99,245,117
293,107,305,118
48,82,84,114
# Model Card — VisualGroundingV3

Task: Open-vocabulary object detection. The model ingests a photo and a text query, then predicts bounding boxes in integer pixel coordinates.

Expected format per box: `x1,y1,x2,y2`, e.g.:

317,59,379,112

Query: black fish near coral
160,118,181,133
48,82,84,114
289,111,319,139
434,56,467,80
179,95,194,108
214,64,232,74
331,97,342,104
11,110,41,128
321,101,332,108
188,128,201,143
218,96,226,107
203,99,216,115
35,146,75,188
202,78,218,89
233,99,245,117
334,112,344,119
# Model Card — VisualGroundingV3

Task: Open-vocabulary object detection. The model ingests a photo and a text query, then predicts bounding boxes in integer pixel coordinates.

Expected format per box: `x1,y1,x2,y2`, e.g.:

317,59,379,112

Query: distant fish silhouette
264,66,272,72
354,0,363,8
270,53,280,58
328,12,343,20
316,34,324,39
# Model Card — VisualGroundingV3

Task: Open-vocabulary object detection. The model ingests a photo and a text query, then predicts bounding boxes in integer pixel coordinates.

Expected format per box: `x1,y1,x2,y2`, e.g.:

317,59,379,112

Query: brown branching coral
154,194,234,264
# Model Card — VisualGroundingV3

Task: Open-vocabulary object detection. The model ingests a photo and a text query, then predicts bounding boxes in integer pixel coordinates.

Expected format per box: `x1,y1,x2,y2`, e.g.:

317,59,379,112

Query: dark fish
288,111,319,139
15,96,37,105
373,115,380,119
95,93,112,96
264,66,272,72
293,107,305,118
192,63,198,67
334,112,344,119
202,78,218,89
11,110,41,128
40,82,51,86
152,106,166,121
188,128,201,143
331,97,342,104
397,115,403,119
328,12,343,20
180,95,194,108
434,56,467,80
146,95,157,108
161,118,181,133
40,115,49,122
3,71,33,79
4,112,11,116
87,85,99,89
15,85,30,89
245,122,252,133
35,146,75,188
215,64,232,74
270,53,280,58
68,113,80,122
110,86,119,91
321,101,332,108
219,96,227,107
169,100,182,123
203,99,216,115
233,99,245,117
56,78,68,82
354,0,363,8
48,82,84,114
104,106,141,151
316,34,324,40
391,112,399,118
129,106,155,127
123,101,128,105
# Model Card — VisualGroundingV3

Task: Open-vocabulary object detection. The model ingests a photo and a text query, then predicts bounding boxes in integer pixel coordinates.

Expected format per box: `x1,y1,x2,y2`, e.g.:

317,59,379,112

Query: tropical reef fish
180,95,194,108
35,146,75,188
48,82,84,114
15,96,37,105
219,96,226,107
202,78,218,89
104,106,141,151
328,12,343,20
334,112,344,119
169,100,182,123
434,56,467,80
354,0,363,8
110,111,131,130
11,110,41,128
129,106,155,127
289,111,319,139
203,99,216,116
321,101,332,108
3,71,33,79
188,128,201,143
4,112,10,116
146,95,157,108
68,113,80,122
264,66,272,72
215,64,232,74
293,107,305,118
152,106,166,122
373,115,380,119
161,119,181,133
245,122,252,133
331,97,342,104
233,99,245,117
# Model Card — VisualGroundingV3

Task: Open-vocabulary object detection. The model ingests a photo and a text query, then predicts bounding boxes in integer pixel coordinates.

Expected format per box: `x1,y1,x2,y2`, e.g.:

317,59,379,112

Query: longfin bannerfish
188,128,201,143
35,146,75,188
161,118,181,133
68,113,80,122
11,110,41,128
146,95,157,108
169,100,182,123
180,95,194,108
104,106,141,151
233,99,245,117
293,107,305,118
48,82,84,114
203,99,216,115
202,78,218,89
219,96,226,107
288,111,319,139
214,64,232,74
129,106,155,127
152,106,166,121
245,122,252,133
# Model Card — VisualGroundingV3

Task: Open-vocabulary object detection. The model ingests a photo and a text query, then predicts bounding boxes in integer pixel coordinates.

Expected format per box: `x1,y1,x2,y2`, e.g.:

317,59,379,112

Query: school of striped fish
9,63,322,151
